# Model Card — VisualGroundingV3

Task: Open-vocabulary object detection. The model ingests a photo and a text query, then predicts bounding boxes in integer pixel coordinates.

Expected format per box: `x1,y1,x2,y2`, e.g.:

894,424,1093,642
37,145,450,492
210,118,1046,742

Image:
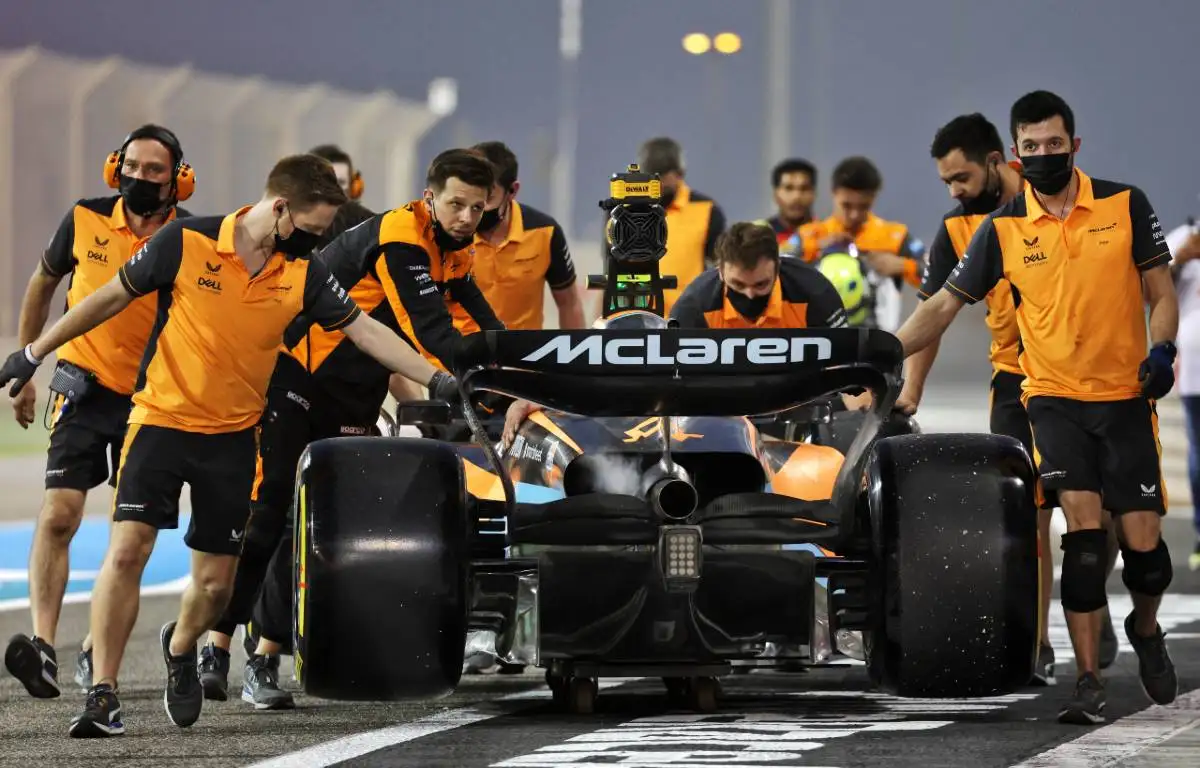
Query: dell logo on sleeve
521,334,834,366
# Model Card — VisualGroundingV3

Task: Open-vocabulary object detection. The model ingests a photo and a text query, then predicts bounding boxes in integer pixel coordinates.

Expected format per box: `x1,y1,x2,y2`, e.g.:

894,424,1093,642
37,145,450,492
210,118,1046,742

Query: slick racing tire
864,432,1039,698
293,436,470,701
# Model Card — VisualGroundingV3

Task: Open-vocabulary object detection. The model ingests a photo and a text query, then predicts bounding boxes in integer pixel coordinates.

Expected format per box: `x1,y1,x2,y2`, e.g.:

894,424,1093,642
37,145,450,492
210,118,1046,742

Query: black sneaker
1099,608,1119,670
1124,611,1178,706
3,633,60,698
68,683,125,737
160,621,203,728
1030,643,1056,686
241,654,295,710
199,644,231,701
74,647,93,692
1058,672,1106,725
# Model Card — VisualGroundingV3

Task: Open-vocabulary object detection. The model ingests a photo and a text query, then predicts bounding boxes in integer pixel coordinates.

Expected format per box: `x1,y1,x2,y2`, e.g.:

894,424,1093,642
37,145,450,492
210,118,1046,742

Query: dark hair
638,137,685,176
716,222,779,271
930,113,1005,164
1009,90,1075,144
472,141,519,189
308,143,353,170
831,156,882,193
771,158,817,189
124,123,183,167
265,154,348,210
425,148,496,194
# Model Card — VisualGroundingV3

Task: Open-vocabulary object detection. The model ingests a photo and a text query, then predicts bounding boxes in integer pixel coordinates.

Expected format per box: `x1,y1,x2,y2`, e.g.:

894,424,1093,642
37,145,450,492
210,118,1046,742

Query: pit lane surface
1,386,1199,767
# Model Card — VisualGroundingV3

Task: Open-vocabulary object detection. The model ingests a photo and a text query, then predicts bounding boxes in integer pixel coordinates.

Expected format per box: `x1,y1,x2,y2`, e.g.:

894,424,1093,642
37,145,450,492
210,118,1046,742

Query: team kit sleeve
118,220,186,297
944,217,1004,305
545,222,577,290
379,242,471,364
918,221,958,300
300,257,362,331
1128,187,1172,271
41,206,77,278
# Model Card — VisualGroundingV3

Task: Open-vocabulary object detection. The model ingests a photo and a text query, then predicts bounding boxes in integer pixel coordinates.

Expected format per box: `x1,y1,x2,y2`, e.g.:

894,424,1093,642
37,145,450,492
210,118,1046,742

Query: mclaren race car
288,167,1040,714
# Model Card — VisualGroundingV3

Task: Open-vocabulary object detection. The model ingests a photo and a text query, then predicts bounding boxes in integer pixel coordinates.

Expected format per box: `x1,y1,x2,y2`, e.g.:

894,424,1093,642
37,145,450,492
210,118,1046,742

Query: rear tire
864,432,1039,697
293,436,469,701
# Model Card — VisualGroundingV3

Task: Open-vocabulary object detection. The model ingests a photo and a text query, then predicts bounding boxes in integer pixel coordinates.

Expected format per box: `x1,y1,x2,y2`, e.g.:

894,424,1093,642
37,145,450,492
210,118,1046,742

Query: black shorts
251,353,378,519
989,370,1034,458
44,371,133,491
1026,395,1166,515
113,424,259,555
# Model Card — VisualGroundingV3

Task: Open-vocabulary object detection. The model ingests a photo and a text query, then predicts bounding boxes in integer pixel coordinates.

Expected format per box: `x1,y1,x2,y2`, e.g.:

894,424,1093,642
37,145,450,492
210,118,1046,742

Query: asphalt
1,382,1199,767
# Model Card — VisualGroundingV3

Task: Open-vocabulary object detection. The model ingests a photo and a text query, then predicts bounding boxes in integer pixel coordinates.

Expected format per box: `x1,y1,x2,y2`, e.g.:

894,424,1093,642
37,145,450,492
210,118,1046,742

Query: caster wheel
497,661,527,675
662,676,688,703
546,671,566,703
687,677,719,713
567,677,598,714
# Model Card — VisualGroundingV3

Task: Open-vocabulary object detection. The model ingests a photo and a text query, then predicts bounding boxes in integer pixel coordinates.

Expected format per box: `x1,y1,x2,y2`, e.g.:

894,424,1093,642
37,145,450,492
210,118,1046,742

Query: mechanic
895,90,1179,726
502,222,854,442
1166,216,1200,571
753,157,818,252
899,112,1120,686
307,143,378,245
792,156,926,332
195,147,503,708
0,153,455,737
3,124,194,700
451,141,585,332
602,137,726,314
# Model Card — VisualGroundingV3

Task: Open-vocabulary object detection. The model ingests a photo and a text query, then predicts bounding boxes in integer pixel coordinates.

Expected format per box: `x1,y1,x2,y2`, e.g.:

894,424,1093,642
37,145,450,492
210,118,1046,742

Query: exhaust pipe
641,461,698,520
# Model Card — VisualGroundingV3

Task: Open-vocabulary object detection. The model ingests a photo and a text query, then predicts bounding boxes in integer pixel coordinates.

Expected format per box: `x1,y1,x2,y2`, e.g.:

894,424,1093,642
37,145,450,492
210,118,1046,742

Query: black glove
1138,341,1177,400
427,370,461,406
0,345,42,397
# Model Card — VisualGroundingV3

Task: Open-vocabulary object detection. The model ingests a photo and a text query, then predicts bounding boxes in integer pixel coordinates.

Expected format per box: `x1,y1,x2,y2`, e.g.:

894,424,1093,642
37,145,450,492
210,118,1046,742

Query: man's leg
160,425,259,729
1182,395,1200,571
5,390,122,699
1098,397,1177,706
1025,396,1109,725
199,356,311,699
242,522,297,710
69,423,183,738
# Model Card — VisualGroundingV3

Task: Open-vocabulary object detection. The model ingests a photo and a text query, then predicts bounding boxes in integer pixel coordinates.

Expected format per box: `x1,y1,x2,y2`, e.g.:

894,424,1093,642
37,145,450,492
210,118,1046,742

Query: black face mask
119,176,169,217
961,161,1003,215
428,199,474,251
477,204,505,233
726,286,770,319
1021,152,1074,196
273,209,323,257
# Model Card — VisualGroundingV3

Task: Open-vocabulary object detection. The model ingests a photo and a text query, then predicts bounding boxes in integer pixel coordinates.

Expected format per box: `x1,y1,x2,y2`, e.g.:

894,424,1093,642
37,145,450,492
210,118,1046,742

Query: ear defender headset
348,169,364,200
103,124,195,202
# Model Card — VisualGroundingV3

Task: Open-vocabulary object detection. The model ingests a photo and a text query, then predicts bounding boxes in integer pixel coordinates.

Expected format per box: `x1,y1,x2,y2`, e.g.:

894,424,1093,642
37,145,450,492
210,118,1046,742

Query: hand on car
501,399,543,451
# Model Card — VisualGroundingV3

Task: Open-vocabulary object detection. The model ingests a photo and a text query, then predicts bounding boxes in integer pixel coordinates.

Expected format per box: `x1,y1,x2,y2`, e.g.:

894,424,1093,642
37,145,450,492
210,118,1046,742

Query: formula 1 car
289,167,1039,714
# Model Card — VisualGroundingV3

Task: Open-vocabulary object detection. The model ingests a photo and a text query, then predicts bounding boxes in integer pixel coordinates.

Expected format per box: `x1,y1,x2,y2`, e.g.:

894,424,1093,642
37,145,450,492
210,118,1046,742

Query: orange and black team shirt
41,196,190,395
117,207,362,434
669,257,850,330
920,208,1022,376
286,200,503,409
795,213,925,288
945,168,1172,402
453,201,576,332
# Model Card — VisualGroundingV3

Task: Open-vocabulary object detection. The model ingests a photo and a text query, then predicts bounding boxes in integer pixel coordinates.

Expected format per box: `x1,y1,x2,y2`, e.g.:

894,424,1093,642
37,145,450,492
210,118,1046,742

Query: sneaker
68,683,125,738
160,621,203,728
241,654,295,710
3,633,60,698
74,647,93,692
1058,672,1106,725
199,643,231,701
1124,611,1178,706
1030,643,1056,686
1099,607,1119,669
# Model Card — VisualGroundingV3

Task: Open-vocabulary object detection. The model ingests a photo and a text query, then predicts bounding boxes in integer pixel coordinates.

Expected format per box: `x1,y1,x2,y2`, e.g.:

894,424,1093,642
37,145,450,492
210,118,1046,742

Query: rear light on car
659,525,703,592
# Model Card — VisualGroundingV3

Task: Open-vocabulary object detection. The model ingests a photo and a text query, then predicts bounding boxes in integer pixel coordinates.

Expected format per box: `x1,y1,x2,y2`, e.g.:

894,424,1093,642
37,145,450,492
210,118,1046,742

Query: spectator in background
604,137,726,315
1168,215,1200,571
755,158,818,252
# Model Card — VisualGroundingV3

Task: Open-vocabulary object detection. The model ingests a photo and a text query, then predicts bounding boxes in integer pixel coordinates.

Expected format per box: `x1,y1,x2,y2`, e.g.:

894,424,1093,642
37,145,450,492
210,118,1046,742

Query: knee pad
1059,529,1110,612
1120,537,1173,597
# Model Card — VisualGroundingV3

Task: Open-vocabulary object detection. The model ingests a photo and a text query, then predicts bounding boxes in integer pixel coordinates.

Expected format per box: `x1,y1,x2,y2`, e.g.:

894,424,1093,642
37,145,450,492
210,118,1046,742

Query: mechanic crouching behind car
501,222,862,445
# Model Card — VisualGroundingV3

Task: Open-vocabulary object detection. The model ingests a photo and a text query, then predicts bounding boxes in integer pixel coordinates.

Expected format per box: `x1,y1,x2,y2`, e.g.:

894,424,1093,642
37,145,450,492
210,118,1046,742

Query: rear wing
457,327,903,418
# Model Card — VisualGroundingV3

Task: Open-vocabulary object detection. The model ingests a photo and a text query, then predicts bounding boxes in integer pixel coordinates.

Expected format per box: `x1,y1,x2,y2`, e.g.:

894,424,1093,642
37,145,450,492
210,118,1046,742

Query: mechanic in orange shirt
793,156,926,331
899,112,1120,686
0,154,451,737
2,125,194,701
452,141,585,332
195,149,502,708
